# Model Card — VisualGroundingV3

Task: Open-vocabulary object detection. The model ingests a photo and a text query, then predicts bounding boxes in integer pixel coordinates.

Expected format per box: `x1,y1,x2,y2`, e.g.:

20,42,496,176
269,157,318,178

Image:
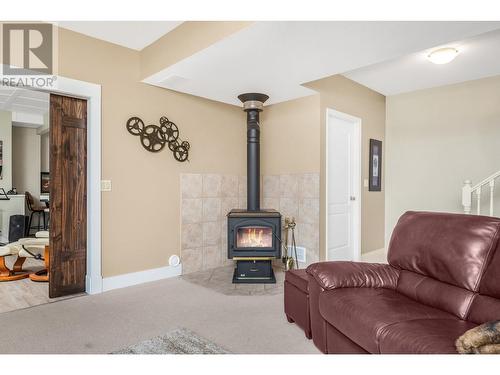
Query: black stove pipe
238,93,269,212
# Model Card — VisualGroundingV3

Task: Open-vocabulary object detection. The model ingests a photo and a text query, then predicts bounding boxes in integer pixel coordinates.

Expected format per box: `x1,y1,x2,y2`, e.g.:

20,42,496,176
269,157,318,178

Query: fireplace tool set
281,217,299,271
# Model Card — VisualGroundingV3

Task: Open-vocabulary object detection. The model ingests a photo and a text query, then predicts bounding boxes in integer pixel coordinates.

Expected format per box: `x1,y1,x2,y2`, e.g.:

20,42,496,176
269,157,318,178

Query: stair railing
462,170,500,216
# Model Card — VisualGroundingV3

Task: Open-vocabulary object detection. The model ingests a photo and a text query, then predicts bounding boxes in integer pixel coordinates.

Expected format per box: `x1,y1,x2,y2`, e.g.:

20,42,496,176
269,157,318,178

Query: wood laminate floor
0,256,77,314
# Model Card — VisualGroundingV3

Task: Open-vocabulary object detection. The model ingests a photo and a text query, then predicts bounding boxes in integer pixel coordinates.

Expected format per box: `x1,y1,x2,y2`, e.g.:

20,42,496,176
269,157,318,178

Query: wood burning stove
228,93,281,284
228,209,281,283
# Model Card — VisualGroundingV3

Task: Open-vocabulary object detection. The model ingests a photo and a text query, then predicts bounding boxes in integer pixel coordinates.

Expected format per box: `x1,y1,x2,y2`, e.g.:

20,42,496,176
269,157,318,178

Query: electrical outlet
101,180,112,192
287,245,306,263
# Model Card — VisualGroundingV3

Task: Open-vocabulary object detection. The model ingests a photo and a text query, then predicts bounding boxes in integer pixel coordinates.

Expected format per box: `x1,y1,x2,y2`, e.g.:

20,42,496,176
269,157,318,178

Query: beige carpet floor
0,266,319,354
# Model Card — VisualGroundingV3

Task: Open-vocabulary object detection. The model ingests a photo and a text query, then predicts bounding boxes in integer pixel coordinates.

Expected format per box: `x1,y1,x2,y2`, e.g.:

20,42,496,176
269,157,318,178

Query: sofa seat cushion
379,319,477,354
319,288,455,353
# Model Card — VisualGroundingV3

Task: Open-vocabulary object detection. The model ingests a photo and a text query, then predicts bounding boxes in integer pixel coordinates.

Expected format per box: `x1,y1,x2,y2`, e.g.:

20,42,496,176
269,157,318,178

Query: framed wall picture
41,172,50,194
369,139,382,191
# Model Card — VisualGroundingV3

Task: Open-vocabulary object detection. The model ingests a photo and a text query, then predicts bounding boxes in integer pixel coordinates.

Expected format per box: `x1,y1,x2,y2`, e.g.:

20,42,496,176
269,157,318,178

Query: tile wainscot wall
180,173,320,274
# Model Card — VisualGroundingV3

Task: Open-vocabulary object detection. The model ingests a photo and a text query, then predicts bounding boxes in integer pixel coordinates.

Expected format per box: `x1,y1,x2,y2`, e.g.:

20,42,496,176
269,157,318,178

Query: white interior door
326,109,361,261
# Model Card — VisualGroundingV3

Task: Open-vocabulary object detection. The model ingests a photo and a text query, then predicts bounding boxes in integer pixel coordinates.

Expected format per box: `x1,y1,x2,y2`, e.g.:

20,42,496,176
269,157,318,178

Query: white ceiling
343,28,500,96
0,86,49,116
57,21,183,50
143,21,500,106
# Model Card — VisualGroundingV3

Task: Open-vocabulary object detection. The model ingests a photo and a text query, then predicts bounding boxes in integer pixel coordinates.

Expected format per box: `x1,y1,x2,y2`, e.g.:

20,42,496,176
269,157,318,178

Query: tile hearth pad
182,265,286,296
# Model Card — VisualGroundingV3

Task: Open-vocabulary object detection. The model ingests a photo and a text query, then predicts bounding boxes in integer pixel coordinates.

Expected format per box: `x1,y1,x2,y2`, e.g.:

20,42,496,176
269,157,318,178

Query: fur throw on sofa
456,321,500,354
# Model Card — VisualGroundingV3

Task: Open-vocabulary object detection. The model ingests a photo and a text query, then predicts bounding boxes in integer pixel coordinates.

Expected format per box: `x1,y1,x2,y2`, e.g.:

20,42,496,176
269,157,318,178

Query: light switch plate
363,179,369,188
101,180,112,192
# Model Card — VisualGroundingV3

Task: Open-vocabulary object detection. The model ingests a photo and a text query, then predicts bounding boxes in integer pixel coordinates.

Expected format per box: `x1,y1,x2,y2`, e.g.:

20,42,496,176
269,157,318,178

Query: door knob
350,196,356,201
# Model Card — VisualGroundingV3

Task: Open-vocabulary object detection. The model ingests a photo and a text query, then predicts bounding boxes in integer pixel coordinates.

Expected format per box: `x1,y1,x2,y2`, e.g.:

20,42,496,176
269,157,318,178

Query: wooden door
49,94,87,298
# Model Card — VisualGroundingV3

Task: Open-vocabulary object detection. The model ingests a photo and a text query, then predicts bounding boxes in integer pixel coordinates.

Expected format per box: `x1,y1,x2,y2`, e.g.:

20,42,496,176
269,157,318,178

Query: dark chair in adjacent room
25,192,47,236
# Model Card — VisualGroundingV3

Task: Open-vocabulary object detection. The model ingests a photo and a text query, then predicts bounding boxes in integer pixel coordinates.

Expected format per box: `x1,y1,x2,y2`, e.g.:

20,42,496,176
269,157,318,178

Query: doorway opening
326,108,361,261
0,76,101,314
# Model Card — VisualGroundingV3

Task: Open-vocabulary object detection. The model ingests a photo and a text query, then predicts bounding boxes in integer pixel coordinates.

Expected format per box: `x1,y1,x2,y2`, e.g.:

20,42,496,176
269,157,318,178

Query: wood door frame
325,108,361,262
1,67,103,294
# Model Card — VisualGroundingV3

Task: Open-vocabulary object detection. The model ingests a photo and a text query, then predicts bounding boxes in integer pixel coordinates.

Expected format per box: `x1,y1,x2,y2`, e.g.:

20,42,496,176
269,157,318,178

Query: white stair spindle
476,187,481,215
490,180,495,217
461,171,500,218
462,180,472,214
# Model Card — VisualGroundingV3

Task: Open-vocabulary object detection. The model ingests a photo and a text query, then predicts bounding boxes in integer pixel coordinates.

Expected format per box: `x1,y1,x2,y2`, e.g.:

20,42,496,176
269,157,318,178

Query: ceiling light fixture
427,47,459,65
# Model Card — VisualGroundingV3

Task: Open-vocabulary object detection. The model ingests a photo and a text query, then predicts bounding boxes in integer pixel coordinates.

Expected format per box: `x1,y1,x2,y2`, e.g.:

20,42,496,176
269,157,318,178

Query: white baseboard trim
102,264,182,292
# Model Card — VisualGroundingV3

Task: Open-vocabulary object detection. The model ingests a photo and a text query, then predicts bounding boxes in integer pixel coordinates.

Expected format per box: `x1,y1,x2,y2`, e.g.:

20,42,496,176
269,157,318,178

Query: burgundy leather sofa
306,211,500,354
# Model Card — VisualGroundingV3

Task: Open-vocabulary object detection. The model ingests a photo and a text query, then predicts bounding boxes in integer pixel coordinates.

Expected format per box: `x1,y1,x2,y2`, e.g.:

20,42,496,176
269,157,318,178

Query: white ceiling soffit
143,21,500,106
343,28,500,96
57,21,183,50
0,86,49,116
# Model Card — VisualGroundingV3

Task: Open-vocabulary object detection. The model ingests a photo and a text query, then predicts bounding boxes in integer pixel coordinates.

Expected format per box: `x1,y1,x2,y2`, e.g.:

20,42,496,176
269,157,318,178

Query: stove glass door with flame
228,214,281,258
236,226,273,248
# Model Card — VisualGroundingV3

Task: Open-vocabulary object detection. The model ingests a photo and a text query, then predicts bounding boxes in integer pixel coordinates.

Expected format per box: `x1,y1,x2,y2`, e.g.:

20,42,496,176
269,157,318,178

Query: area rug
112,328,231,354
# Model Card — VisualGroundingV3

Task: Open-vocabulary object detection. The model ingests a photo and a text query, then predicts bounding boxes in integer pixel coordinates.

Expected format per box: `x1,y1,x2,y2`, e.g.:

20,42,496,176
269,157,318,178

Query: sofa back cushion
396,270,475,319
388,211,500,291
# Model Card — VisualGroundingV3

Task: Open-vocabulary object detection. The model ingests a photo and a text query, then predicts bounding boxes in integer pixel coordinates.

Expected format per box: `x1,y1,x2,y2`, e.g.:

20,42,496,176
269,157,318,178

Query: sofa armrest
306,261,400,291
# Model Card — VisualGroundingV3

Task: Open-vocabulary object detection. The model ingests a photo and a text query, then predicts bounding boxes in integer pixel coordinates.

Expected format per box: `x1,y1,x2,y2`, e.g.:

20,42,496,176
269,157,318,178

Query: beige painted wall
261,95,321,175
305,75,386,257
49,25,384,276
57,27,246,277
140,22,252,79
0,110,12,191
385,75,500,243
258,76,386,258
12,126,41,199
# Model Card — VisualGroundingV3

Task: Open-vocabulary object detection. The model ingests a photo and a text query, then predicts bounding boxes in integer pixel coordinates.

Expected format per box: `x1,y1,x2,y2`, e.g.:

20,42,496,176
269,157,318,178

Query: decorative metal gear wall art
126,116,190,162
